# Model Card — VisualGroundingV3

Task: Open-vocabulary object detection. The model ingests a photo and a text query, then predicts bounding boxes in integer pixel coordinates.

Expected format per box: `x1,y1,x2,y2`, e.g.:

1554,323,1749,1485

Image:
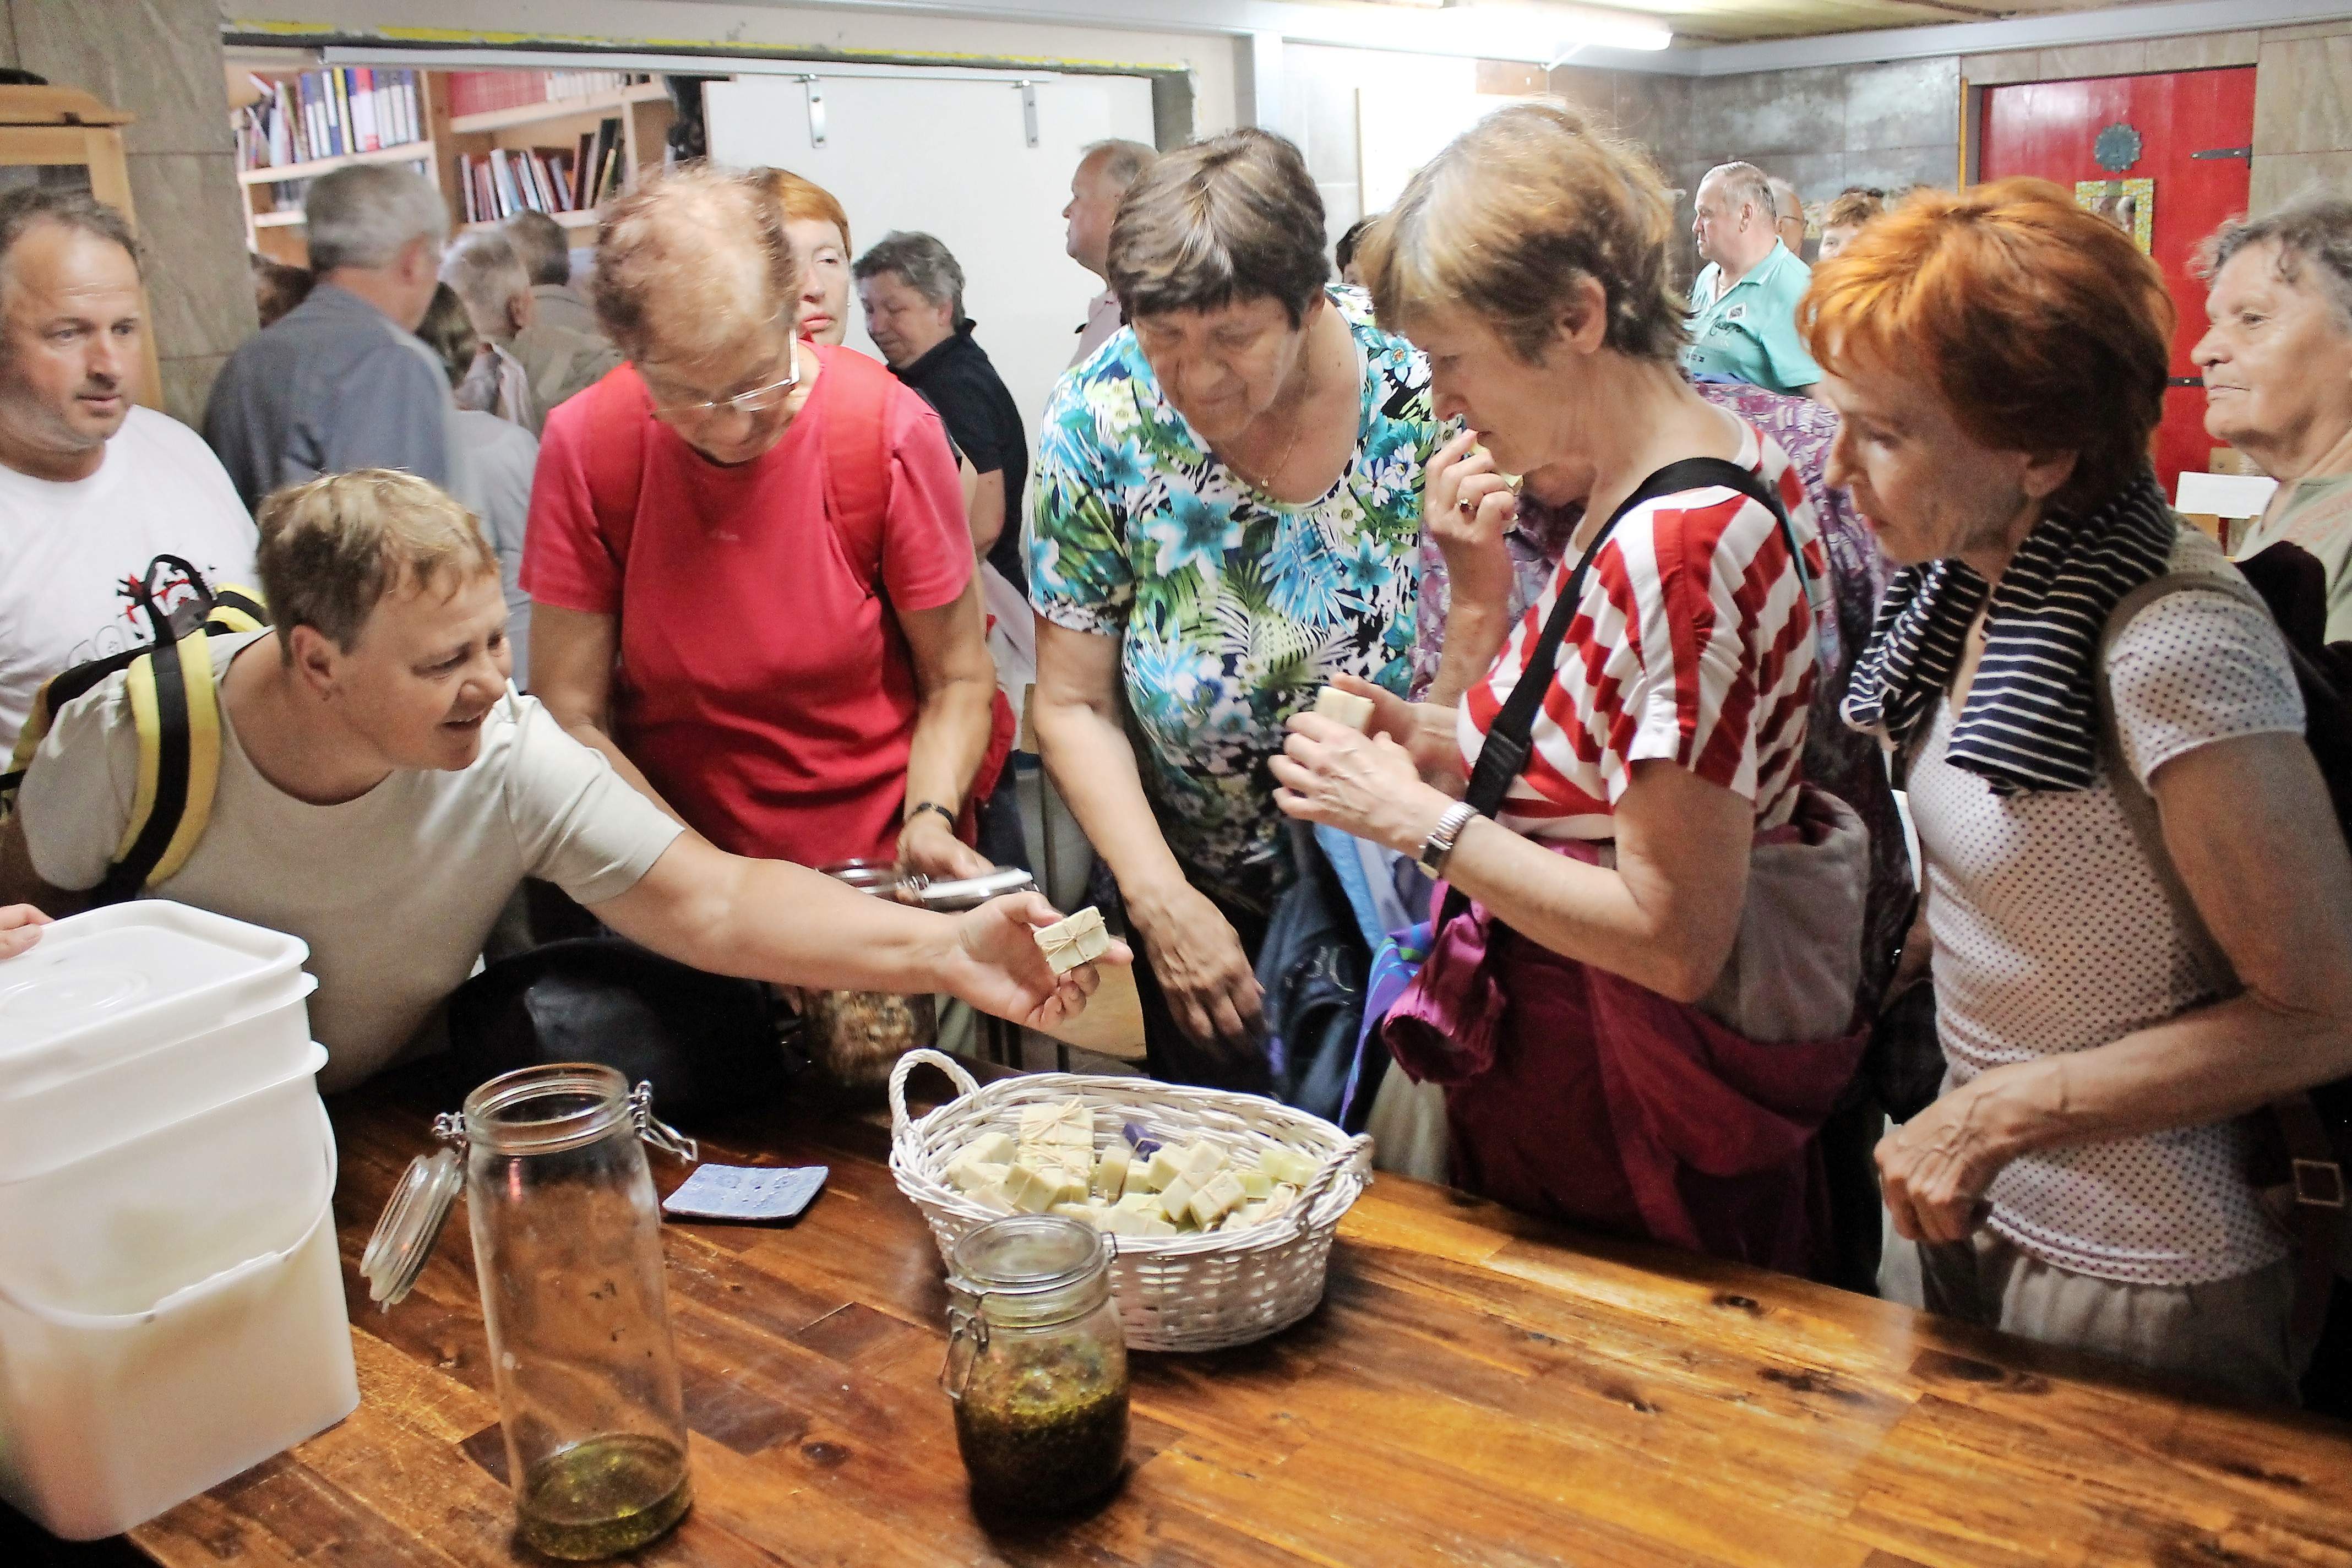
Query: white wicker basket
887,1049,1373,1353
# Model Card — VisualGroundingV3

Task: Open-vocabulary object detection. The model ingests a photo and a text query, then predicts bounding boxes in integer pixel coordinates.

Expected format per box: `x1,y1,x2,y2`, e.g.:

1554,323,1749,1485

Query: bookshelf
232,68,679,268
442,79,674,237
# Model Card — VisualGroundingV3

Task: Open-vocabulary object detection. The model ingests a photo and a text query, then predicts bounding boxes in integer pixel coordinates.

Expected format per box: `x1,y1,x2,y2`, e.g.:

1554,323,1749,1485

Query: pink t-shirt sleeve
520,395,624,616
879,386,977,614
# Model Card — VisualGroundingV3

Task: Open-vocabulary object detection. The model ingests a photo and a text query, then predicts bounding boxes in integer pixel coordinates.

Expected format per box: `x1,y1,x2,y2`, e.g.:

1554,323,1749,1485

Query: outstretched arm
594,830,1126,1030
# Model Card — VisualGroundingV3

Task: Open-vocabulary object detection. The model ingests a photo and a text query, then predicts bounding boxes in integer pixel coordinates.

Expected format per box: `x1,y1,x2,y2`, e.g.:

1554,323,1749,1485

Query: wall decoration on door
2076,177,2154,255
2093,121,2143,173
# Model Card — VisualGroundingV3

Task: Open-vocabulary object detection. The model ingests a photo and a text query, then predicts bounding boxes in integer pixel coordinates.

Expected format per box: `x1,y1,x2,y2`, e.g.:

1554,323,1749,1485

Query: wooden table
122,1064,2352,1568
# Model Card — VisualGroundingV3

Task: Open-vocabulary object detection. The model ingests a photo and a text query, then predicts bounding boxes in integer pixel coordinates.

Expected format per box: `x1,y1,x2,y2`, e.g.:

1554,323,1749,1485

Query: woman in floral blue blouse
1028,128,1443,1085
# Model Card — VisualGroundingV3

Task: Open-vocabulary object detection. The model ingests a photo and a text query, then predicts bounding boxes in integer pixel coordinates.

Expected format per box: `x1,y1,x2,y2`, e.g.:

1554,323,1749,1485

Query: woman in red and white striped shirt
1271,102,1870,1276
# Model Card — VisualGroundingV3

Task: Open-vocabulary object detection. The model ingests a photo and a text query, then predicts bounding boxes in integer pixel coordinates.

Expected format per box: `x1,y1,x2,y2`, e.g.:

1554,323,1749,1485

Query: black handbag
443,938,790,1118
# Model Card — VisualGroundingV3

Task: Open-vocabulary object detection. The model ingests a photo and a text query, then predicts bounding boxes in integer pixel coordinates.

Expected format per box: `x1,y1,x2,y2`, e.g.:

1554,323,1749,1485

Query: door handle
2191,146,2252,160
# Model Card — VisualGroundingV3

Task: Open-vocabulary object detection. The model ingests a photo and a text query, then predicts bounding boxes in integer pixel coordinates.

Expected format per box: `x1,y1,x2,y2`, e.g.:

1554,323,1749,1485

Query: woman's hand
1322,673,1469,796
1875,1065,2040,1245
0,903,50,959
943,891,1130,1031
1425,430,1518,619
1271,711,1456,857
1124,877,1264,1056
899,809,995,881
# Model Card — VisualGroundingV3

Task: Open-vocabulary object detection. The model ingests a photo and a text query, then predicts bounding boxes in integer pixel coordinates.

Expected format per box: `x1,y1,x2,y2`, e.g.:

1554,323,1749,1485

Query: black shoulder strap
1441,458,1796,930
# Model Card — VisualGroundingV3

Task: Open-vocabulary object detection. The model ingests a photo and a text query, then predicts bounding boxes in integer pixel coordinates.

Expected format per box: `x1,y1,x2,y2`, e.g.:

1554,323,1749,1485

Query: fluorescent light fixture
1562,18,1674,50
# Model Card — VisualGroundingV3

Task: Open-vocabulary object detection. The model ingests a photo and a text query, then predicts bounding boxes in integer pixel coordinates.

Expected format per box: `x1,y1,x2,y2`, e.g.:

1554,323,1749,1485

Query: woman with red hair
1810,178,2352,1401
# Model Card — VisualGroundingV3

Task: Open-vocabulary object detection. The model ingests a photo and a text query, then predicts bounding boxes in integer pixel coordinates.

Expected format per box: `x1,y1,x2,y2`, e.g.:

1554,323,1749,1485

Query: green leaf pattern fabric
1028,288,1441,911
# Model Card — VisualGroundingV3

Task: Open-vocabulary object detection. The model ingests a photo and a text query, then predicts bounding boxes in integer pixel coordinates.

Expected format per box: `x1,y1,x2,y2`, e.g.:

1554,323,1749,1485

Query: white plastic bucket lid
0,902,310,1098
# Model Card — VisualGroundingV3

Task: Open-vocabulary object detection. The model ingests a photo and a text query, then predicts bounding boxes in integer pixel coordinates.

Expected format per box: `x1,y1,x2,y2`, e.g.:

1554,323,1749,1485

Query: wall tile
2260,21,2352,45
1545,64,1617,128
2255,35,2352,157
1690,65,1845,160
2140,31,2261,72
2035,41,2149,82
1612,70,1694,163
1844,145,1963,198
1476,59,1545,97
155,353,227,433
1845,57,1959,156
2250,150,2352,214
127,153,258,364
10,0,233,155
1763,150,1847,213
1958,50,2044,86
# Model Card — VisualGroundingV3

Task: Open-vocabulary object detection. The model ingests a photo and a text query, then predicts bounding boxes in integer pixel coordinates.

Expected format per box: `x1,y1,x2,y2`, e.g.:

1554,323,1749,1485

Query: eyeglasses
645,337,800,420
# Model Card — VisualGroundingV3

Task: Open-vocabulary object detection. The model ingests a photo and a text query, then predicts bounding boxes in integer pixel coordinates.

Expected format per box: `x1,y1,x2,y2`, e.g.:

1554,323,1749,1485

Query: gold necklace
1223,342,1319,494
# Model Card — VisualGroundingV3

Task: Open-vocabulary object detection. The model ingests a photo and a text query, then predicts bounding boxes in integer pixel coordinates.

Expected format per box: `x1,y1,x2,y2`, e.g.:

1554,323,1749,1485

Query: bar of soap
1034,906,1113,976
1312,685,1375,732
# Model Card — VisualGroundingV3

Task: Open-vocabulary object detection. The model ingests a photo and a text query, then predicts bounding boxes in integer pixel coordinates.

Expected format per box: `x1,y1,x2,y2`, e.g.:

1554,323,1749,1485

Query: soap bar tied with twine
1033,907,1112,977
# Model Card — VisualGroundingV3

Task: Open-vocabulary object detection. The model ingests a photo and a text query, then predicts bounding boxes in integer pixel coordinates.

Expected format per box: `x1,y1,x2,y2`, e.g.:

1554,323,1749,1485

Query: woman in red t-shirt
522,168,997,879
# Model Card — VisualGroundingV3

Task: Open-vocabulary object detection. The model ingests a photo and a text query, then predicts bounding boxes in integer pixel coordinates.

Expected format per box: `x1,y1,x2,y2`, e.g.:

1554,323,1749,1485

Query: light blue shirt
1683,242,1823,395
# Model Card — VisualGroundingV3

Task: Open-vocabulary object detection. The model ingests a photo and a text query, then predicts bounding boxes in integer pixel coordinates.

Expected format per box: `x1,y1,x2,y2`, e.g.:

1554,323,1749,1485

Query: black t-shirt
895,324,1030,591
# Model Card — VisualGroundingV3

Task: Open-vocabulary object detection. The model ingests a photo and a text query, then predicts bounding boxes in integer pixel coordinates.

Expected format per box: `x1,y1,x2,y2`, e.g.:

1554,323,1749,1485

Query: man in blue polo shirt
1684,162,1822,398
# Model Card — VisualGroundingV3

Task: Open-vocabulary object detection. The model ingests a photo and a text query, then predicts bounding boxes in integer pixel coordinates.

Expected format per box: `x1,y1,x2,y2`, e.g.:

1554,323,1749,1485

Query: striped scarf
1841,469,2180,794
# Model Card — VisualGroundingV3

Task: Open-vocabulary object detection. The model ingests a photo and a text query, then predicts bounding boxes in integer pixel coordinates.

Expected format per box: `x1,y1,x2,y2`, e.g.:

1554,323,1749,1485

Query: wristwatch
1416,801,1479,878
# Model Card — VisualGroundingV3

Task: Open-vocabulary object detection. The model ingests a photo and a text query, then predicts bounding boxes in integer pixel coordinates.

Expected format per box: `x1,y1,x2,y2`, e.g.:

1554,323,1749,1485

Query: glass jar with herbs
361,1064,700,1560
939,1214,1130,1515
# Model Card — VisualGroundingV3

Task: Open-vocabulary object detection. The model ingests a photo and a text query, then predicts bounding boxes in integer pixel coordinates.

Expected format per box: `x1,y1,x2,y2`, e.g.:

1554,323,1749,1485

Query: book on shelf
444,68,651,120
235,67,431,172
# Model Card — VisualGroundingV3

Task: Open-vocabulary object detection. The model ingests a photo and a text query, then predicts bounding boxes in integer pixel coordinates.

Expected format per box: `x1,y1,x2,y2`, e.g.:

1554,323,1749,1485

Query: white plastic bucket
0,902,314,1179
0,1052,360,1538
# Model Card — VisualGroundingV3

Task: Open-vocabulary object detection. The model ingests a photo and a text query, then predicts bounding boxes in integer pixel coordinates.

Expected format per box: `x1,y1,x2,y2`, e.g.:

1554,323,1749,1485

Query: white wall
220,0,1243,136
706,70,1155,430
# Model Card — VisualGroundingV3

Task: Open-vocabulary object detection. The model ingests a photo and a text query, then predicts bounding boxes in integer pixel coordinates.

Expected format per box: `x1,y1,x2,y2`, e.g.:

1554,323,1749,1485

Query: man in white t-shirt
0,187,257,756
0,469,1120,1093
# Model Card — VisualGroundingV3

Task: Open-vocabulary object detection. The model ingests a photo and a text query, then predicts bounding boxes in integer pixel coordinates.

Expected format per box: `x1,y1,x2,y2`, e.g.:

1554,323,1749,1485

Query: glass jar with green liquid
363,1064,699,1559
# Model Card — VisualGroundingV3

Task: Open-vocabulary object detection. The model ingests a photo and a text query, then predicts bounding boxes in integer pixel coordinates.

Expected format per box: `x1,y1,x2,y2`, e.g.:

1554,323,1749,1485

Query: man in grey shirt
506,209,602,338
204,163,452,511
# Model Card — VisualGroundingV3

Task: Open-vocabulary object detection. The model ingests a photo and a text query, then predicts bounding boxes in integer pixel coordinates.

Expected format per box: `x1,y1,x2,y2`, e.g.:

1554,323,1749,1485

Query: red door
1979,67,2256,497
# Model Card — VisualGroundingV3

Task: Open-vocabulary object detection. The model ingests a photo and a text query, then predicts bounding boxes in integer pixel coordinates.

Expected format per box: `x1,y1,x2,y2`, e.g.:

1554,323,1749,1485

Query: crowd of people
0,96,2348,1412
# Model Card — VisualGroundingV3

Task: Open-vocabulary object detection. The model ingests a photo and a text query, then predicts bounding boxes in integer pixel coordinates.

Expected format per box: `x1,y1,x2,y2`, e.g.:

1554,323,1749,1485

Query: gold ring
1456,497,1474,515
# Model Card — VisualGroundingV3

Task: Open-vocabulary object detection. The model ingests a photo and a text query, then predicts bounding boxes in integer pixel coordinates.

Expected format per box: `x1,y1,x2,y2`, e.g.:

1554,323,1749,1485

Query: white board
705,71,1156,442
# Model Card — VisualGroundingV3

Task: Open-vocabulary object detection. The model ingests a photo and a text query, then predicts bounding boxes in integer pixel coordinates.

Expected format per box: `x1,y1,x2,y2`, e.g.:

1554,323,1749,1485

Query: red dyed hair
1798,178,2174,511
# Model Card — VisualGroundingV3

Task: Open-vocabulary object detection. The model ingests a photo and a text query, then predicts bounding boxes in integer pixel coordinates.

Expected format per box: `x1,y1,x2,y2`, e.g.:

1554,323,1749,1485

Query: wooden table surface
124,1063,2352,1568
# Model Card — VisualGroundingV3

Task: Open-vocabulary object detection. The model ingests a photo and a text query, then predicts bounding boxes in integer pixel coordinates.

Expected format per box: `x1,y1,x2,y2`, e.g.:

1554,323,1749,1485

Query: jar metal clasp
940,1295,993,1402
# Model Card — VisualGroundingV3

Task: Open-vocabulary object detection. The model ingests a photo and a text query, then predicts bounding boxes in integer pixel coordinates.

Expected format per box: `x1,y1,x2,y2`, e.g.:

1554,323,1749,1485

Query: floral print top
1028,287,1442,913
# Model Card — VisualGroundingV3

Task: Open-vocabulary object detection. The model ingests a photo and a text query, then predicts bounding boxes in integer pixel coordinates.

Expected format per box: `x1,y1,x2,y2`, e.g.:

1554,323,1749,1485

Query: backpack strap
814,344,897,589
1444,456,1797,932
2093,568,2344,1344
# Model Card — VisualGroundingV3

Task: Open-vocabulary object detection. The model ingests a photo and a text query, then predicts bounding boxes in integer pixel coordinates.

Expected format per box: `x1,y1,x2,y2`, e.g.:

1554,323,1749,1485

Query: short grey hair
1702,162,1774,221
504,209,570,286
2198,192,2352,330
1081,138,1158,194
438,230,530,328
853,230,965,319
304,163,447,274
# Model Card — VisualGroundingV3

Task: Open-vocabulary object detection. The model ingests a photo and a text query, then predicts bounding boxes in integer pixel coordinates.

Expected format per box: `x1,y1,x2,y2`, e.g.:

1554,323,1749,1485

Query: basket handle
889,1047,979,1134
1289,1133,1374,1238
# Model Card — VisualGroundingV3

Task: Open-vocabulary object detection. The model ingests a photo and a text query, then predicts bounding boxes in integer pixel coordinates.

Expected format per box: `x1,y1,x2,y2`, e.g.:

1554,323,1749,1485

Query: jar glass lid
360,1147,462,1309
948,1213,1107,1297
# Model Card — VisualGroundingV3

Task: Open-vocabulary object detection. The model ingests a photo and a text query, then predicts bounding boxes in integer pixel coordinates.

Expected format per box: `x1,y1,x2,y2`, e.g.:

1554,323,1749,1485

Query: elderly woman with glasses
523,167,998,878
